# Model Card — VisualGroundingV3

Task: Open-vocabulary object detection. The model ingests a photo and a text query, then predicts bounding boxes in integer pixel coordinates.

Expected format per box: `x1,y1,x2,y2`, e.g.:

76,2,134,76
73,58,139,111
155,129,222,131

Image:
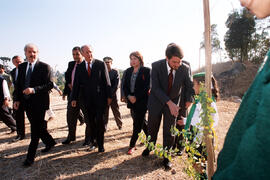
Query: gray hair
24,43,38,52
80,45,93,53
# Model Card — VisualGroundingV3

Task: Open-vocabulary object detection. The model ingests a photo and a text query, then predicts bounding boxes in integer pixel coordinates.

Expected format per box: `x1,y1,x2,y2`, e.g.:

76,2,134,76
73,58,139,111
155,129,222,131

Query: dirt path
0,91,240,180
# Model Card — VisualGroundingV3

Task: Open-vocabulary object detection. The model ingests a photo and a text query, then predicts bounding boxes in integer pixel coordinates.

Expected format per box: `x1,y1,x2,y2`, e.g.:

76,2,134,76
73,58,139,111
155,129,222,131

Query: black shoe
82,141,90,146
88,144,96,151
13,135,24,142
23,159,33,167
98,147,105,152
62,139,71,145
41,142,56,153
9,129,16,134
163,158,172,171
142,148,150,156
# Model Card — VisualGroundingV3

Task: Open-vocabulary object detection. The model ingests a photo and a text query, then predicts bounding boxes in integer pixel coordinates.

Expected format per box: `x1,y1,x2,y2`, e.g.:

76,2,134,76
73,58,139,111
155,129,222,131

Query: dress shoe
127,147,136,155
88,144,96,151
23,159,33,167
163,158,172,171
82,141,90,146
62,139,71,145
9,129,16,134
142,148,150,157
41,142,56,153
13,135,25,142
98,147,105,152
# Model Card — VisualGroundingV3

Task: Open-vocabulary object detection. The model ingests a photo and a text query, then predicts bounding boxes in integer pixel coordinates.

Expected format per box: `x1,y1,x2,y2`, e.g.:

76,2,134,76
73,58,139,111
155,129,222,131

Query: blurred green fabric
213,50,270,180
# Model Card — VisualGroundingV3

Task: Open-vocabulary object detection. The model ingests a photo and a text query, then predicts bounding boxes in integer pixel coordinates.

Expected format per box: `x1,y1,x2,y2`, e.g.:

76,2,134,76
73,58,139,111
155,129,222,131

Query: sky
0,0,242,73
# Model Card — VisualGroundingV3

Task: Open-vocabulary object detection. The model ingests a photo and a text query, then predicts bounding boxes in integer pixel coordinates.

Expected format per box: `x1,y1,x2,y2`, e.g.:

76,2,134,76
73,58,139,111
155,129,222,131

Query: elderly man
71,45,112,152
13,43,56,167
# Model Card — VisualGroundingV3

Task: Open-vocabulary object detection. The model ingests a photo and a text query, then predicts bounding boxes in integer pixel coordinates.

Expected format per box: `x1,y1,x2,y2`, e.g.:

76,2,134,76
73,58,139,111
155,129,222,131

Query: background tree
224,9,257,62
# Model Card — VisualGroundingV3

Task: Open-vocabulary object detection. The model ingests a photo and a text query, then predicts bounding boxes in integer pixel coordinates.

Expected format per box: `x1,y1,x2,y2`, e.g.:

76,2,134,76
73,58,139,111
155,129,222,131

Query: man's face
81,46,93,61
104,60,112,70
12,57,23,68
167,56,182,70
72,49,83,63
25,45,38,63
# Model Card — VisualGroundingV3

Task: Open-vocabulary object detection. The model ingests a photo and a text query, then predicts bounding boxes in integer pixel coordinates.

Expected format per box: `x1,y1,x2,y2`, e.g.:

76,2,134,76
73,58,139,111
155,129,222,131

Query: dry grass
0,91,240,180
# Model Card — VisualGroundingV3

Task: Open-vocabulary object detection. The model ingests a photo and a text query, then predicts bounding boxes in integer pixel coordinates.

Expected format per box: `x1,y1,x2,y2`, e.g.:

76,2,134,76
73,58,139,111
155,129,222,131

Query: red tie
87,62,91,77
168,68,173,95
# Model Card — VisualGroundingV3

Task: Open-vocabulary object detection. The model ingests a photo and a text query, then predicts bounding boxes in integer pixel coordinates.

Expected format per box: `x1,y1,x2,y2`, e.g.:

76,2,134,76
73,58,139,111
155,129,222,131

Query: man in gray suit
142,43,193,170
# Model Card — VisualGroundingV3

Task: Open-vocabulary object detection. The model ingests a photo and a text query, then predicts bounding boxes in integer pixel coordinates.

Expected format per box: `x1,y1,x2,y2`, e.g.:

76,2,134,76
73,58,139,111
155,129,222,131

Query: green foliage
224,8,270,63
200,24,222,53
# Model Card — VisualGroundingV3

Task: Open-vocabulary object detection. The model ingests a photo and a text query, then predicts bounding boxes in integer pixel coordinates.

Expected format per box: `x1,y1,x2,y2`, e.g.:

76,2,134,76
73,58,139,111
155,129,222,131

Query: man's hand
128,96,136,104
107,98,112,105
14,101,20,110
185,101,192,109
121,97,127,103
71,100,77,107
177,118,185,126
68,83,72,90
3,99,10,108
166,100,180,117
23,88,34,95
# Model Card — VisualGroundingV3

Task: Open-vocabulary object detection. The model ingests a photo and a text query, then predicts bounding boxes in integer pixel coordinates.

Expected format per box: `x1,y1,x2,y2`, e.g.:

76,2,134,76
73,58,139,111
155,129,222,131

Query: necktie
24,63,32,99
167,68,173,95
25,63,32,88
71,63,77,86
87,62,91,77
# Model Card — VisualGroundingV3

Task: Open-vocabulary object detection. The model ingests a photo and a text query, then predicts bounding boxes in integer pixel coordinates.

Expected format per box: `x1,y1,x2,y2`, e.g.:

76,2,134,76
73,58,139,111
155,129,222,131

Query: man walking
62,46,87,145
71,45,112,152
10,55,25,140
103,56,122,131
13,43,56,167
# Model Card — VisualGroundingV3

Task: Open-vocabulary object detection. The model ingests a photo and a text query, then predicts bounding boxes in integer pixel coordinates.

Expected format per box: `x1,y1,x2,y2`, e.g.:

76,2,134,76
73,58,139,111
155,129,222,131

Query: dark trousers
66,97,87,141
13,104,25,137
104,95,122,130
87,106,106,149
0,105,16,131
148,106,176,149
129,108,148,148
25,105,55,162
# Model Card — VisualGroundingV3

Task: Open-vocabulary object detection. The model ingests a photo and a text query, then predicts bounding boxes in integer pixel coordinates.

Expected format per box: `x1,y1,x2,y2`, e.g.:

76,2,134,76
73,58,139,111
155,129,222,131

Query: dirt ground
0,91,240,180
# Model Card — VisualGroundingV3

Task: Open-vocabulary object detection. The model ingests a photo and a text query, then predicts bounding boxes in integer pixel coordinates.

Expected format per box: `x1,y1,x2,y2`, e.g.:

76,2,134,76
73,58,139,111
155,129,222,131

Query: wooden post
203,0,215,179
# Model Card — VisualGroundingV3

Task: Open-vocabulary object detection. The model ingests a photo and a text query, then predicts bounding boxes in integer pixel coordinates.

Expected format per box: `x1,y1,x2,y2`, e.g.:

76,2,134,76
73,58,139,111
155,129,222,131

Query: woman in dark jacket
123,51,150,155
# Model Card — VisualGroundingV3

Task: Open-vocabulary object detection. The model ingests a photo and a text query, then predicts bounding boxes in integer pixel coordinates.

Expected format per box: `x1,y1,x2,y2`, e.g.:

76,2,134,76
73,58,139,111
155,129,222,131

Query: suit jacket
148,59,193,114
71,59,112,109
109,69,120,96
13,60,54,110
123,66,150,110
63,61,76,96
10,68,16,84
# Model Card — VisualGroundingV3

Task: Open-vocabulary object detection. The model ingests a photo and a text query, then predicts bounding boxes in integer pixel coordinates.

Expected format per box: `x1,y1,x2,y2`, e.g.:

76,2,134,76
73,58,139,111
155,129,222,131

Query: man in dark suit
62,46,87,145
103,56,122,131
142,43,193,170
71,45,112,152
13,43,56,167
10,55,25,141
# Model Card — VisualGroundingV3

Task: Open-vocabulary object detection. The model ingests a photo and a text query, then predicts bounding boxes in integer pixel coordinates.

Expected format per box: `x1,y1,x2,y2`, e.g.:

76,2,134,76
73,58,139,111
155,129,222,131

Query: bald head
81,45,93,62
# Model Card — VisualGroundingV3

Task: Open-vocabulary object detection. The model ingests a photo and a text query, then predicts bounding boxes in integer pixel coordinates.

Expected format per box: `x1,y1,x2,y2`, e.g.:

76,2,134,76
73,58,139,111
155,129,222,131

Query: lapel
81,61,89,78
21,62,27,82
135,67,143,87
161,59,169,90
31,60,40,79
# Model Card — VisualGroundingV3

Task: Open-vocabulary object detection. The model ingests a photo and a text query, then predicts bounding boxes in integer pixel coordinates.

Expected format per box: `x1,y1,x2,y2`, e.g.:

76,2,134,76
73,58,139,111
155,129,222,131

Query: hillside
194,61,260,98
